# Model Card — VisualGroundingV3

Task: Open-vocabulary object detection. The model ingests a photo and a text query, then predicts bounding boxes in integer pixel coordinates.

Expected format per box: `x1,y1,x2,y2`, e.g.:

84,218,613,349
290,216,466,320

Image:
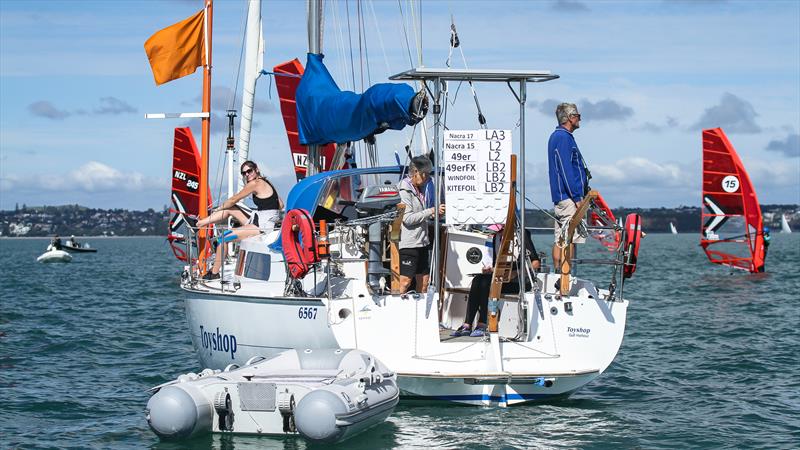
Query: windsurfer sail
700,128,766,273
670,222,678,234
168,127,212,262
589,193,620,251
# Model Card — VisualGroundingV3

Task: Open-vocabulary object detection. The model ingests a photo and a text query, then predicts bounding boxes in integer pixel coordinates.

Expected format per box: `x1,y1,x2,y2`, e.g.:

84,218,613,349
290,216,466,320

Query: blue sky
1,0,798,211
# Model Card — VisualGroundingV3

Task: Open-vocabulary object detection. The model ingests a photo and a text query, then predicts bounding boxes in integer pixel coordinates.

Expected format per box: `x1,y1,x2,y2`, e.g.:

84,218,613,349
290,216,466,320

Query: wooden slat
559,190,598,295
488,155,517,332
390,203,406,293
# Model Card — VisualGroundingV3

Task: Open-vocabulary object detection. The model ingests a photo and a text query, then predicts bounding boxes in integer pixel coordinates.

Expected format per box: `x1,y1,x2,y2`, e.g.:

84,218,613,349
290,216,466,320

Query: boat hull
37,250,72,263
182,274,628,406
62,245,97,253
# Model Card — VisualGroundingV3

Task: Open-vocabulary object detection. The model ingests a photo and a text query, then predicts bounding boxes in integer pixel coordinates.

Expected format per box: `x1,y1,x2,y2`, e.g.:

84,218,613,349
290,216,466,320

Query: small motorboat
62,242,97,253
146,348,398,443
37,245,72,263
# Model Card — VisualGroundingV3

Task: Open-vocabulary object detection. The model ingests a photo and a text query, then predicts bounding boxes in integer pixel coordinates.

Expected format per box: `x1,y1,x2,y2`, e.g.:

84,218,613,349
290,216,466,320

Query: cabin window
243,252,271,281
316,176,357,221
314,172,402,222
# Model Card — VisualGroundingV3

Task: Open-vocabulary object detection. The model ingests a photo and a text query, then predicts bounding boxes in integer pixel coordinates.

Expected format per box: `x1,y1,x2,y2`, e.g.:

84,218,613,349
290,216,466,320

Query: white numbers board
443,129,512,225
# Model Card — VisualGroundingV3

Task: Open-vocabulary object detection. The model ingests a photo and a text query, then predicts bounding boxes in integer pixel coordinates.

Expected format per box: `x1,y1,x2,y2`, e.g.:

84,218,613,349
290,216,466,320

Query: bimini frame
389,68,559,298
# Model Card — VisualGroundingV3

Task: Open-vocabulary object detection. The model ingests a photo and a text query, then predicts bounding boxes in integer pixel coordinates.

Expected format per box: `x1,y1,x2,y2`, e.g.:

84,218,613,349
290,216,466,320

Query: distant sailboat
670,222,678,234
781,214,793,233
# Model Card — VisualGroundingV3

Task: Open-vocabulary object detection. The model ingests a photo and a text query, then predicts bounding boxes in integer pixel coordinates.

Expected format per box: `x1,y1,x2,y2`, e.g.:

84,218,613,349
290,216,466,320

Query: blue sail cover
296,53,417,145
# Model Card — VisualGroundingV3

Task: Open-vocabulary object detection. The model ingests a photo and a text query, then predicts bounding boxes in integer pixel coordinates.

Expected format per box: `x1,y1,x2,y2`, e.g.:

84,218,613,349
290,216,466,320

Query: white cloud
690,93,761,134
591,157,689,187
765,133,799,158
3,161,165,193
28,101,70,119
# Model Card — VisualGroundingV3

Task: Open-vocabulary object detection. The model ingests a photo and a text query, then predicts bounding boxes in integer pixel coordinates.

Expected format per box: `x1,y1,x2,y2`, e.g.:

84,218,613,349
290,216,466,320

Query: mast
306,0,323,176
198,0,213,268
238,0,264,190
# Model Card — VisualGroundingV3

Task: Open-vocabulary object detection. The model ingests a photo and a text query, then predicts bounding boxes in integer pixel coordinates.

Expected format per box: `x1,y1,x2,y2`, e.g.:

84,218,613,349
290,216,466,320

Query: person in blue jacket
548,102,589,269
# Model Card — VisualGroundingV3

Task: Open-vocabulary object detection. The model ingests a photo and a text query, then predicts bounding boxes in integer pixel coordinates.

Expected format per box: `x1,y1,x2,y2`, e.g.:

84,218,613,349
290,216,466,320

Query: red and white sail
589,193,620,251
169,127,213,261
700,128,765,272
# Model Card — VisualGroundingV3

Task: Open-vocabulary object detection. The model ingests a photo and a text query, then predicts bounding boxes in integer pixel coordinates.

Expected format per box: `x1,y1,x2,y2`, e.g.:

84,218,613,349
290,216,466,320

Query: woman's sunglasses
241,168,255,176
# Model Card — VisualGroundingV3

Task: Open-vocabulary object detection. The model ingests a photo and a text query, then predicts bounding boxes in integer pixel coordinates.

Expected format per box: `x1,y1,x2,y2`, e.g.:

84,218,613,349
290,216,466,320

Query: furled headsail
274,59,339,180
169,127,212,261
700,128,765,272
295,53,423,146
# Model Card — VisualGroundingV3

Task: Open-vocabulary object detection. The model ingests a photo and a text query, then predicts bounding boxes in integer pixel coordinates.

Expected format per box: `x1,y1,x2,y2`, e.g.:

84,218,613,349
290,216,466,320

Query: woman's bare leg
197,208,250,229
210,243,225,274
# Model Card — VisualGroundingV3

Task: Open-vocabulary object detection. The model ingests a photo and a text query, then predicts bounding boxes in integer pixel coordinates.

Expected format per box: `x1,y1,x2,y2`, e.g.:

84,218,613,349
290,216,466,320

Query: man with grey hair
548,102,589,269
397,155,445,293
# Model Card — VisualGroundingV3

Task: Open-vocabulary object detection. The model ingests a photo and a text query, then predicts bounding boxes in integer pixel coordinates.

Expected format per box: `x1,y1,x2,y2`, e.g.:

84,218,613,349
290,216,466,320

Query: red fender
623,213,643,279
281,209,319,279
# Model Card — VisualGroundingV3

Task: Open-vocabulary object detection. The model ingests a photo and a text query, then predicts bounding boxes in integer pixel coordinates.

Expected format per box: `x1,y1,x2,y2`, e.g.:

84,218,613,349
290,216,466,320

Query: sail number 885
298,307,318,319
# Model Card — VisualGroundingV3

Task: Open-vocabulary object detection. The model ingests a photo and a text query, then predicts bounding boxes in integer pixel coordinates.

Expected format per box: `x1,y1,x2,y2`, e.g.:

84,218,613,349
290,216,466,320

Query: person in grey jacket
397,156,445,293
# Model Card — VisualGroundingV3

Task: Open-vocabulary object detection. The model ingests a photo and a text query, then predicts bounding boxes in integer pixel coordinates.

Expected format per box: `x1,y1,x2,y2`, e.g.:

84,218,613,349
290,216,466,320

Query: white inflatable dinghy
37,245,72,263
146,348,399,443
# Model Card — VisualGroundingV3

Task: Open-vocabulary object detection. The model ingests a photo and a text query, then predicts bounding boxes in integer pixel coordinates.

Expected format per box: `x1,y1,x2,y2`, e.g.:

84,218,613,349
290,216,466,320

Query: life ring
623,213,642,279
281,209,319,279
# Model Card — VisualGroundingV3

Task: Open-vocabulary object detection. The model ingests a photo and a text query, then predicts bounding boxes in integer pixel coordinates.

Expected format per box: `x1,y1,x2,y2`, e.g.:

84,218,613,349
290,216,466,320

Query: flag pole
198,0,213,271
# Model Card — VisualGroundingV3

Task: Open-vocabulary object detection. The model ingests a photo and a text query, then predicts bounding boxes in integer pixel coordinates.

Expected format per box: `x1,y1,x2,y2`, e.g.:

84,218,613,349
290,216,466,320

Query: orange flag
144,9,206,86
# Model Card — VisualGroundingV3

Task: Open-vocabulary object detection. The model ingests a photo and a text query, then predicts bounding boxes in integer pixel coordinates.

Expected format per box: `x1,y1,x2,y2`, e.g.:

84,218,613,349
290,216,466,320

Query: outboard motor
354,185,400,290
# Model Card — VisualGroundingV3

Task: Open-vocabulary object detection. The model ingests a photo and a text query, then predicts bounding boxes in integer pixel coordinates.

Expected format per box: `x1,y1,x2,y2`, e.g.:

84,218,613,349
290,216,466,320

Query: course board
443,129,512,225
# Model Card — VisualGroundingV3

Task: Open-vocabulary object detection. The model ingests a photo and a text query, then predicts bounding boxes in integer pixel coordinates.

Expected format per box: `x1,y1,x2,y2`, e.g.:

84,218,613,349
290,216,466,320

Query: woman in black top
197,161,283,279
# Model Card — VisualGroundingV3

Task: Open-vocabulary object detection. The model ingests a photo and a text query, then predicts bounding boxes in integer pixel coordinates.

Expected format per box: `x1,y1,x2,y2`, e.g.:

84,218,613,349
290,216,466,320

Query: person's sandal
450,324,471,337
202,271,220,281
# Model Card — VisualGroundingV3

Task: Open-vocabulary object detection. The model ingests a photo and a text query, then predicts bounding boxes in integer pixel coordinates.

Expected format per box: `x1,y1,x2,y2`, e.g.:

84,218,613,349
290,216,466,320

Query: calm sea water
1,234,799,449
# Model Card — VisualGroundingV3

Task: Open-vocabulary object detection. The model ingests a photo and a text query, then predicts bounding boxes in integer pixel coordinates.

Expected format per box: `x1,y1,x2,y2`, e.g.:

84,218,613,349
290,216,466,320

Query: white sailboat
670,222,678,234
781,214,792,233
152,0,639,407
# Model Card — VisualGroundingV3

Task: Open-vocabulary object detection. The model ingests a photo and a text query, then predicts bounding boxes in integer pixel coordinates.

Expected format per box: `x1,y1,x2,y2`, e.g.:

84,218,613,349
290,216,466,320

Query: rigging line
396,0,415,68
345,0,357,91
367,0,392,76
369,0,414,155
361,0,372,86
408,0,422,66
207,0,250,202
330,0,351,91
451,15,486,128
357,0,368,91
396,0,423,155
523,194,558,221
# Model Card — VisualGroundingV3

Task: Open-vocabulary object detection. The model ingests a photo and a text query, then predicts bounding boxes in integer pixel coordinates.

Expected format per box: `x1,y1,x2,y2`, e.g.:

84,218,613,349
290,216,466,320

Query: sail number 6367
298,307,318,319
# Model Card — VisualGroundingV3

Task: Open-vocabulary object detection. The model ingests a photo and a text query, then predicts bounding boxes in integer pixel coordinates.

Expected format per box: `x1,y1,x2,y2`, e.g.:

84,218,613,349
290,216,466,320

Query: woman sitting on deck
197,161,283,280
